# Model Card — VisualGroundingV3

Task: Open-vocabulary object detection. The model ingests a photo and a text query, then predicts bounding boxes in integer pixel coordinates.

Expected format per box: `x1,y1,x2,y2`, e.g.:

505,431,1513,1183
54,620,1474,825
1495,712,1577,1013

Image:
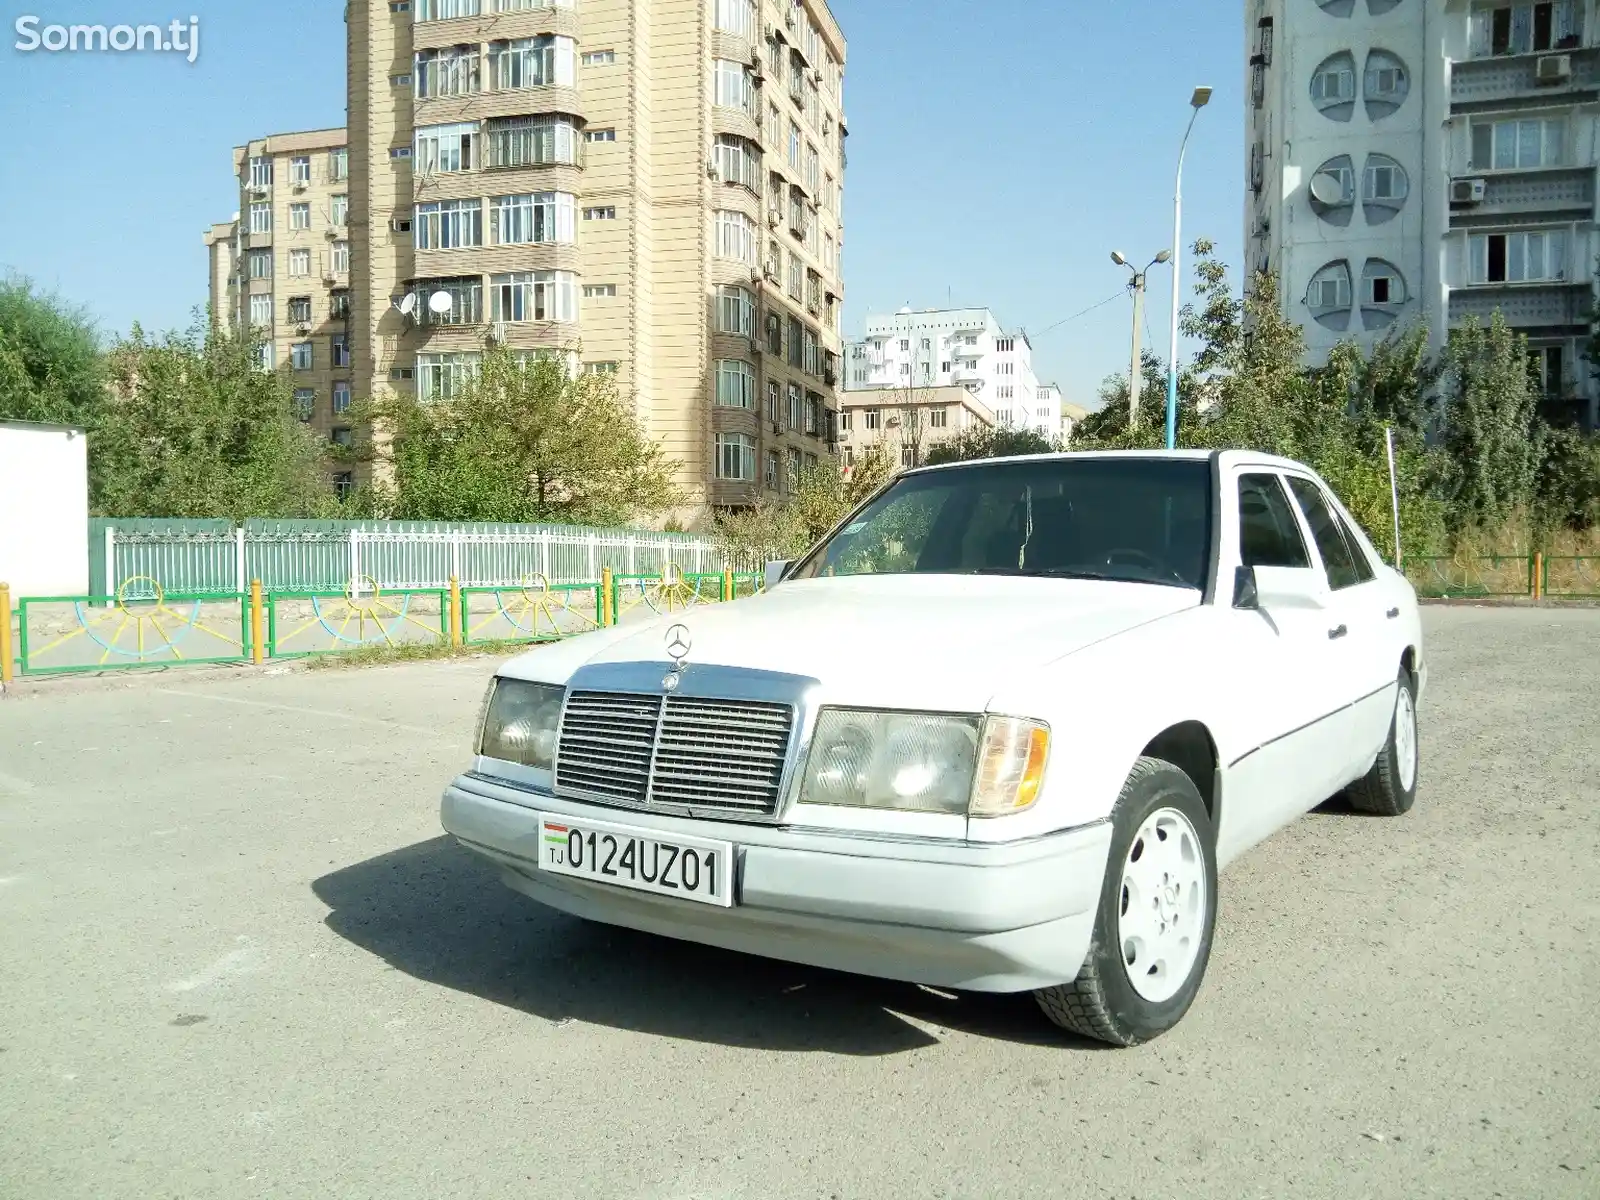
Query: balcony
951,343,982,360
1451,46,1600,112
1448,280,1591,331
1448,167,1594,226
952,366,983,387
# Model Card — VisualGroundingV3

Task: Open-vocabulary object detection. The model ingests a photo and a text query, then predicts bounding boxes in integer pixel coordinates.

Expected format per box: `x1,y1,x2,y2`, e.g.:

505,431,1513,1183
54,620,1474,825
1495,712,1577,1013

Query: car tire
1345,666,1419,817
1034,756,1218,1047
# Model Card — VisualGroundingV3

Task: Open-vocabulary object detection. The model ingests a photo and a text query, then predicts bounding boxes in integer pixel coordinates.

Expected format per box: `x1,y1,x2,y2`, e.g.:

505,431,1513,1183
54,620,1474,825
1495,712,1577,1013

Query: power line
1032,290,1127,340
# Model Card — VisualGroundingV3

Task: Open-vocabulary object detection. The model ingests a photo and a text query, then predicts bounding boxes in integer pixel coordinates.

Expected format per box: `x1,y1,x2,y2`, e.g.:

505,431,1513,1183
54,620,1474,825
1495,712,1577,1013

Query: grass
303,637,545,671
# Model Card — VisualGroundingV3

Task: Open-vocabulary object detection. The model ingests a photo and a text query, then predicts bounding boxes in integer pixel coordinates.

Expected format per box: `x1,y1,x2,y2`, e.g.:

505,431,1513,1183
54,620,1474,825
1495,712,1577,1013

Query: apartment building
344,0,847,512
844,306,1058,428
835,384,996,470
205,128,356,470
1247,0,1599,430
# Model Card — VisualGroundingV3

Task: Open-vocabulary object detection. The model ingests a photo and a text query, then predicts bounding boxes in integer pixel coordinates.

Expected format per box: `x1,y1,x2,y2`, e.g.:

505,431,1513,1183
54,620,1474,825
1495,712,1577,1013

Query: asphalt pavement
1,606,1596,1199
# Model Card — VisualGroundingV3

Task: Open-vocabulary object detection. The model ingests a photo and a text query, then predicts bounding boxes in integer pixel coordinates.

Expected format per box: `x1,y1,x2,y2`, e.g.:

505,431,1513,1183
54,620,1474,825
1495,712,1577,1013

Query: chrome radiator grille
554,690,795,818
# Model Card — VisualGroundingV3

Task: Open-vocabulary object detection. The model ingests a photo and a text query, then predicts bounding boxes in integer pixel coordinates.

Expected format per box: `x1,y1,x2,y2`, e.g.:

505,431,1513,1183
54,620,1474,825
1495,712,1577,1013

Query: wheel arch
1138,720,1221,828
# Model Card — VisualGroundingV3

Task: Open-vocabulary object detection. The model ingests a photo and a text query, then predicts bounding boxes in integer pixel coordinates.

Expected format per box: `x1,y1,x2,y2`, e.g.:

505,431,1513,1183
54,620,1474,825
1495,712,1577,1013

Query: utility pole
1112,250,1171,432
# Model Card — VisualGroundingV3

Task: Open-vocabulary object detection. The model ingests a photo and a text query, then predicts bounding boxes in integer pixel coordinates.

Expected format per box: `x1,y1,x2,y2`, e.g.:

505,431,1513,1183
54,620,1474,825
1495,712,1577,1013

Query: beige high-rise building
346,0,847,514
206,128,358,484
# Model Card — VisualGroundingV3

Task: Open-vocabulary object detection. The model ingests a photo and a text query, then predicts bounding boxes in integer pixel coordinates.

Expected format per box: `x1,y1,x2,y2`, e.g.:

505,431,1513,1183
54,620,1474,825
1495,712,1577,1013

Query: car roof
903,448,1312,479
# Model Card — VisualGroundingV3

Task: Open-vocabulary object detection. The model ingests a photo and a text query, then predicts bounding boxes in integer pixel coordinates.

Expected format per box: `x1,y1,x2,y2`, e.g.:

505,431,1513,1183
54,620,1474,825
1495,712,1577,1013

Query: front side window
790,457,1215,588
1238,474,1311,568
1286,476,1367,589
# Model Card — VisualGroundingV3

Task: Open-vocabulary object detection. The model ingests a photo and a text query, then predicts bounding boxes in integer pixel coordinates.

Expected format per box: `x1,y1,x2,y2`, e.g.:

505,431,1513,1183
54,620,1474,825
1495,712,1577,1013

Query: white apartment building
1247,0,1599,430
844,307,1065,437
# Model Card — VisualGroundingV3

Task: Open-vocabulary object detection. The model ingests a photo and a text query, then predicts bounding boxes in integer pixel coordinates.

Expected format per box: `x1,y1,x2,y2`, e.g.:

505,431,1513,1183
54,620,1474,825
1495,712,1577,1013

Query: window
416,351,481,401
485,117,582,167
1363,261,1406,306
332,334,350,367
417,0,479,16
492,192,577,244
1311,62,1355,102
788,250,803,300
585,128,617,142
715,360,757,408
415,199,484,249
334,471,355,499
805,393,821,435
765,450,780,490
391,147,413,160
788,316,804,369
330,291,351,318
249,202,272,234
293,389,315,420
787,447,803,489
333,381,352,414
331,241,349,273
715,210,758,264
249,294,273,326
766,379,781,425
248,249,273,279
248,155,273,189
413,278,481,331
997,385,1014,400
788,119,801,168
292,342,313,370
490,271,578,322
1238,474,1311,568
287,248,310,276
995,337,1014,352
864,408,880,431
331,194,349,226
716,285,755,336
584,361,619,375
287,157,310,187
713,0,756,39
287,296,312,323
329,148,348,181
1471,116,1565,170
1528,344,1566,394
1286,477,1370,589
581,49,616,66
929,408,948,429
713,59,755,116
289,203,311,231
491,35,575,89
415,46,482,98
584,206,617,221
714,134,762,193
716,432,756,481
329,427,353,449
1307,261,1352,308
824,233,835,272
583,283,617,298
838,411,852,432
1468,229,1568,283
256,344,274,371
392,73,413,88
765,312,783,356
788,382,804,430
805,142,820,192
998,362,1015,375
496,0,577,9
414,122,476,172
1471,1,1582,58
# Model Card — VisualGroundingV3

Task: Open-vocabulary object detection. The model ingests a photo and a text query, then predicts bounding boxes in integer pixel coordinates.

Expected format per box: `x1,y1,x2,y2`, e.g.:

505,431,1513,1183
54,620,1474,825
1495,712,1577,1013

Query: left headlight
478,678,565,771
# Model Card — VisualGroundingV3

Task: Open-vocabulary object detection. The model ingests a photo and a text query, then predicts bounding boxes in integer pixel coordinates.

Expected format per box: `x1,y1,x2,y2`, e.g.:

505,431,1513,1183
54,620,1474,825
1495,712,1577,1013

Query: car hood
499,574,1200,712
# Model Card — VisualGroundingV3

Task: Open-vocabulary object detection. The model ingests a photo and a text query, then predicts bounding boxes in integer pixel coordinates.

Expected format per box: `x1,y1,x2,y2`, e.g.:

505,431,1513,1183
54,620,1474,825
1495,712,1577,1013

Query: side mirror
1232,564,1259,609
1250,564,1330,611
763,559,791,591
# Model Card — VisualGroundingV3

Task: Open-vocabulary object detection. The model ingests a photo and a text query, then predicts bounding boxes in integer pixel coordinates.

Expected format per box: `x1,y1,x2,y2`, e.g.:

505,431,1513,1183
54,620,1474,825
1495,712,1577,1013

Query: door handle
1328,624,1349,640
1385,607,1400,620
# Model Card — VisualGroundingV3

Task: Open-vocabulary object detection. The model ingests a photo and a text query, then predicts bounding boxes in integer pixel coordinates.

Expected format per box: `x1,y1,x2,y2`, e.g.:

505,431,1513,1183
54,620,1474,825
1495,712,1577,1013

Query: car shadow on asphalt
311,835,1099,1055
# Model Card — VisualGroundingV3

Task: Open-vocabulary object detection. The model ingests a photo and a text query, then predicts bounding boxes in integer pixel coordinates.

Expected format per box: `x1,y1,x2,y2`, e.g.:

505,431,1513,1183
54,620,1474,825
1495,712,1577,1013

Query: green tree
94,319,338,520
0,275,105,428
362,343,680,525
923,423,1057,466
1437,313,1543,540
714,442,896,561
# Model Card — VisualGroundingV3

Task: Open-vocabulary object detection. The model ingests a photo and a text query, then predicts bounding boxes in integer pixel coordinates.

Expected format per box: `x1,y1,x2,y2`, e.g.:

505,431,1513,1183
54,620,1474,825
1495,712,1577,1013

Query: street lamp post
1112,250,1172,432
1165,85,1213,451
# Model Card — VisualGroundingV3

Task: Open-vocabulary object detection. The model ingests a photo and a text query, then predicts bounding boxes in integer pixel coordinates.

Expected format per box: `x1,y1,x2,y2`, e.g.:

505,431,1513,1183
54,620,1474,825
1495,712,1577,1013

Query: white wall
0,423,89,598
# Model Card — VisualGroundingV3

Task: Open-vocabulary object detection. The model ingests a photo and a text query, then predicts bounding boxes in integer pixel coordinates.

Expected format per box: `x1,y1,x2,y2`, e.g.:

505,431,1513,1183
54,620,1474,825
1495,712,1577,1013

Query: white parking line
154,688,442,737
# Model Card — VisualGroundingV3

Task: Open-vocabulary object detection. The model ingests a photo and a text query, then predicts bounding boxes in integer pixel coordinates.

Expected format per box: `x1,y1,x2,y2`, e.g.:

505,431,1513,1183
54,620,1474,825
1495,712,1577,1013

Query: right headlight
478,678,565,771
798,708,1049,817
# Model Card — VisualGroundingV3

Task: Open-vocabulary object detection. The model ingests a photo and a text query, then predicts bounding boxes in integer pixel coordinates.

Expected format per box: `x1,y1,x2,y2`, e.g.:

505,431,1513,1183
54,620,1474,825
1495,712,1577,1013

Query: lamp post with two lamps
1111,249,1171,431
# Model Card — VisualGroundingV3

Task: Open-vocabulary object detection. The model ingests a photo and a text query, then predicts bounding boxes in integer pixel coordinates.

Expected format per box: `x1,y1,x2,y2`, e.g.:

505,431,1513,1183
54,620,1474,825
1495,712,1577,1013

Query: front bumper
441,774,1114,993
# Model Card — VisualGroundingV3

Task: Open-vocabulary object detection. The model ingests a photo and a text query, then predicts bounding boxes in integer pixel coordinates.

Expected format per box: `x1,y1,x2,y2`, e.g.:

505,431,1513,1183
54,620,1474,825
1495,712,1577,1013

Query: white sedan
441,450,1425,1045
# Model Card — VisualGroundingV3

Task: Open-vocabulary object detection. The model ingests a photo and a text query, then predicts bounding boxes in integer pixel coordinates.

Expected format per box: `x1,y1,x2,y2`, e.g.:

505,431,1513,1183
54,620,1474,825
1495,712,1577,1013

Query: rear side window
1336,511,1376,583
1286,476,1364,590
1238,473,1310,568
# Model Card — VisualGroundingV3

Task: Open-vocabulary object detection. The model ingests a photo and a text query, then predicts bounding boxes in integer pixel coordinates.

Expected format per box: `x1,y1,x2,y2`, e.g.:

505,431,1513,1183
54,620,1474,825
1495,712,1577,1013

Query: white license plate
536,814,735,908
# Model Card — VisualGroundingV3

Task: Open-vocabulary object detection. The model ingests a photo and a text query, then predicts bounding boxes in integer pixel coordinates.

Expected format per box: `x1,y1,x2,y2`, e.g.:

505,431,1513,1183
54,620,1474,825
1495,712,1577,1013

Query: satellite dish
398,293,418,317
428,290,454,315
1309,172,1346,206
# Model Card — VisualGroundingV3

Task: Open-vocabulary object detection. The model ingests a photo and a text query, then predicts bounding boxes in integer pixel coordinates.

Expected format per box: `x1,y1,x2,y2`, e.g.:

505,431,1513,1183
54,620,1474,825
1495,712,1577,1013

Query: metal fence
89,518,761,598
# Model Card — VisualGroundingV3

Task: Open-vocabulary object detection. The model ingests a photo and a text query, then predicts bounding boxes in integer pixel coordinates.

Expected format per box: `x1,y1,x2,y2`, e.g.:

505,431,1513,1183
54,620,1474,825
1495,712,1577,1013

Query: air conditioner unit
811,69,823,84
325,227,339,239
1451,177,1487,205
248,185,269,197
749,267,763,284
293,182,309,193
1537,54,1572,83
764,264,780,281
784,11,796,30
295,322,311,335
771,421,783,435
706,159,720,180
323,270,339,283
767,210,781,228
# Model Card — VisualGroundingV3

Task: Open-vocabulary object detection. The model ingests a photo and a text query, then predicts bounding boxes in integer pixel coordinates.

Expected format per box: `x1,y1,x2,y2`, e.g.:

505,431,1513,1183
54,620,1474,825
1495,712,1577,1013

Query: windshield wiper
970,566,1196,590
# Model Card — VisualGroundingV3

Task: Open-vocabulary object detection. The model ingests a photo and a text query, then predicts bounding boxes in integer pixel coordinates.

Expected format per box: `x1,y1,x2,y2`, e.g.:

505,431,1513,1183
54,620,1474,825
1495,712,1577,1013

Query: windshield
789,456,1214,590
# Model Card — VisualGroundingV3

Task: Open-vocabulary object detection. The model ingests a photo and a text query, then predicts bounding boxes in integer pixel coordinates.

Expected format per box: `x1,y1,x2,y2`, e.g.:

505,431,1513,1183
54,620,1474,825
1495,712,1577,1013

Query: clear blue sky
0,0,1241,409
